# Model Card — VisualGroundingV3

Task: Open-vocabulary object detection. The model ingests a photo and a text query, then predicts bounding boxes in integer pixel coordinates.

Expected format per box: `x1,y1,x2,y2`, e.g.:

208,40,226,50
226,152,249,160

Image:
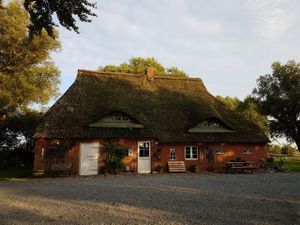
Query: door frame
79,142,99,176
137,141,151,174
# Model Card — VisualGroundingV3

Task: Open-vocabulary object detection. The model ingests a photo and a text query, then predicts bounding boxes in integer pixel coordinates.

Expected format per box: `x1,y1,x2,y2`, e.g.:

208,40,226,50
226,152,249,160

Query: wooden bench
224,161,256,173
168,161,186,173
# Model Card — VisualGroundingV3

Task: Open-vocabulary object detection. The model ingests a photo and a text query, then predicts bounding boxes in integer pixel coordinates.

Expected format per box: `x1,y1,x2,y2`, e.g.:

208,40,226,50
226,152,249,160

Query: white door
138,141,151,173
79,143,99,176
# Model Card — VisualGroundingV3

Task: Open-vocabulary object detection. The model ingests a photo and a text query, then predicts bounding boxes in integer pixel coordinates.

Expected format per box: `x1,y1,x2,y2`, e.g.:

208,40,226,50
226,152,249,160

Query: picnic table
223,161,256,173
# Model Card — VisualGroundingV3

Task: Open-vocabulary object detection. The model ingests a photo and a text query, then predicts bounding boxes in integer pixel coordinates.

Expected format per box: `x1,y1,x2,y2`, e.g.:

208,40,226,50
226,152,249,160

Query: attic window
188,118,234,133
102,112,130,122
89,112,144,128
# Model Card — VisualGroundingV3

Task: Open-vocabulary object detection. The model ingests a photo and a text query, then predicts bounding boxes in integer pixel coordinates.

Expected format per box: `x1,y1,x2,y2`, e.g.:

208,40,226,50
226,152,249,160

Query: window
139,142,150,157
216,149,224,155
169,149,176,160
185,146,198,160
128,148,134,157
244,148,252,154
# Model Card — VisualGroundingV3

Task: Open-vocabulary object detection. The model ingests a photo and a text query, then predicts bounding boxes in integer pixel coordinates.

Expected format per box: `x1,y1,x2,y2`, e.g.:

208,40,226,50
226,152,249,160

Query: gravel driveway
0,173,299,225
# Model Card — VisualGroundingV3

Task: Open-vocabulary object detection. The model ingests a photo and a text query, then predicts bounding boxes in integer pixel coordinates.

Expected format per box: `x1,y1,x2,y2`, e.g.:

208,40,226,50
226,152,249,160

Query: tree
23,0,97,37
253,60,300,150
216,95,268,133
98,57,188,77
0,0,60,122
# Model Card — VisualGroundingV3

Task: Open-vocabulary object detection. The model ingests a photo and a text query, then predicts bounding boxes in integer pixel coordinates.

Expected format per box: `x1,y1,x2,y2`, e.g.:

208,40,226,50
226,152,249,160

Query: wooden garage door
79,143,99,176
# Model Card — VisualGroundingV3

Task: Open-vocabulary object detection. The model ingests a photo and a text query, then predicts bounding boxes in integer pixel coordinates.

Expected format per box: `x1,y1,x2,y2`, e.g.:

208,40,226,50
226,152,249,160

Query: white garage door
79,143,99,176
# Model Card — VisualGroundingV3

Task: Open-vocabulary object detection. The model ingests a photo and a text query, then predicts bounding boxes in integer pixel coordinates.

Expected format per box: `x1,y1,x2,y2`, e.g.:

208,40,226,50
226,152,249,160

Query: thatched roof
34,69,269,143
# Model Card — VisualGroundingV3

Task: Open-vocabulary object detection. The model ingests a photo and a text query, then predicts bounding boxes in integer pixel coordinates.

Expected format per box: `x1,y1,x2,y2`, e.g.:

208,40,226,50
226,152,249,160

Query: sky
51,0,300,100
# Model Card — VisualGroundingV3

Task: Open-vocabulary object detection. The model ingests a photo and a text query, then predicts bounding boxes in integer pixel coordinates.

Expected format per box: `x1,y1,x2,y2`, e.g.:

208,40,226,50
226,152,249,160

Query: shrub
103,142,128,174
189,165,198,173
154,164,163,173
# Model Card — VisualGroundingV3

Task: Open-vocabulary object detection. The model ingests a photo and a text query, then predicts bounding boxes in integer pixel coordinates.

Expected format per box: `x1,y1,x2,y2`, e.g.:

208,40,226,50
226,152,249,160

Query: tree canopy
253,60,300,150
216,95,268,133
0,0,60,122
98,57,188,77
22,0,97,37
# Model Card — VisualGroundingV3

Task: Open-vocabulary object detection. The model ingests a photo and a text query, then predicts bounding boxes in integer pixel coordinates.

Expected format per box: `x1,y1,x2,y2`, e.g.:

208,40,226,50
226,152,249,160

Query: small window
128,148,134,156
169,149,176,160
244,148,252,154
185,146,198,160
139,142,150,157
216,149,224,155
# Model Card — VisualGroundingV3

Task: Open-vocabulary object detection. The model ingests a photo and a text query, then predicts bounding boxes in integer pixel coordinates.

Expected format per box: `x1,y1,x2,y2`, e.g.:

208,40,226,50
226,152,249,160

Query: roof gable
89,111,143,128
188,117,234,133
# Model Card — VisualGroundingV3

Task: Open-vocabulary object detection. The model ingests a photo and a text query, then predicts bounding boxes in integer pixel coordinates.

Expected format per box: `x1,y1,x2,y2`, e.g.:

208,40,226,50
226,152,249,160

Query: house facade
34,68,269,176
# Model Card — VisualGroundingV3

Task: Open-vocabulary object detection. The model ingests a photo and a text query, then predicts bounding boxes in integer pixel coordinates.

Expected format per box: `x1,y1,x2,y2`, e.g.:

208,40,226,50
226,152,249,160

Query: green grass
274,156,300,172
0,167,32,180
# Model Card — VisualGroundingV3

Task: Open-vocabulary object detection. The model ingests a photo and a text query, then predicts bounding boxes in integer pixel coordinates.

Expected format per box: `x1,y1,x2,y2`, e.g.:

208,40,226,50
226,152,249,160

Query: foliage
216,95,268,133
0,1,60,121
23,0,97,37
281,144,298,155
154,164,163,173
98,57,188,77
268,144,297,155
0,110,43,152
0,110,42,169
103,142,128,174
189,165,198,173
267,144,281,154
252,60,300,150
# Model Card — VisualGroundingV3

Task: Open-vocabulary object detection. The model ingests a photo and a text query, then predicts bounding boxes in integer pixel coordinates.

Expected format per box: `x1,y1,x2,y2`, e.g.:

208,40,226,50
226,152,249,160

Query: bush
103,142,128,174
268,144,281,154
154,164,163,173
281,144,297,155
189,165,198,173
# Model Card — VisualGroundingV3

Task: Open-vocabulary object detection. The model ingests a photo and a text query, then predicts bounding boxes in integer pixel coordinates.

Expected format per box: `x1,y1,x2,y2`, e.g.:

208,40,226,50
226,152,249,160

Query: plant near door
103,142,128,174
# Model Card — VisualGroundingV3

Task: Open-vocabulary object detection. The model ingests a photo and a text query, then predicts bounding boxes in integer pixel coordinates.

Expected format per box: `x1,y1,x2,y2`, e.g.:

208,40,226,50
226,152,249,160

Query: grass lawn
0,167,32,180
274,156,300,172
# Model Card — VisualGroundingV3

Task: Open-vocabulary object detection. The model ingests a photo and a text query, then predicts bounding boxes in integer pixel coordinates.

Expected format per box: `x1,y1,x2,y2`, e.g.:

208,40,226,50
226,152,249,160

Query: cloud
51,0,300,99
244,0,300,40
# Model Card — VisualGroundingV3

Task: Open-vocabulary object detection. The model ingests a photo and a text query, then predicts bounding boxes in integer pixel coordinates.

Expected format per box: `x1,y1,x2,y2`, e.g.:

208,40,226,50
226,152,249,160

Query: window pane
185,150,191,159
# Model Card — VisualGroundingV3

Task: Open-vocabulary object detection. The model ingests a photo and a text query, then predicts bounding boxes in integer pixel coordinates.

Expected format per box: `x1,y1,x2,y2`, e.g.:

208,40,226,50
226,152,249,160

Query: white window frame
128,148,134,157
169,149,176,160
216,149,225,155
244,148,252,155
185,146,198,160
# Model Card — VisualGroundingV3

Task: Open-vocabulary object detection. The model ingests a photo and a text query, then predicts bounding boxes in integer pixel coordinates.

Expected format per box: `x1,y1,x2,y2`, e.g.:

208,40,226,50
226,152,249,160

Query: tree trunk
294,135,300,151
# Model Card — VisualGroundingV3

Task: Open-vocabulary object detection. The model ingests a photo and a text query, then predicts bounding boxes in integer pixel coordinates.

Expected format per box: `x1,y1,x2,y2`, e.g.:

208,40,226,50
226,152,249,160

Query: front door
138,141,151,173
79,143,99,176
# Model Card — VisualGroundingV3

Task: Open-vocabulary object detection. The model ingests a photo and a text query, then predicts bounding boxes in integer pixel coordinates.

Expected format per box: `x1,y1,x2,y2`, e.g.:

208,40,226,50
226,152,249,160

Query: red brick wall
34,139,267,175
153,143,268,172
34,138,155,175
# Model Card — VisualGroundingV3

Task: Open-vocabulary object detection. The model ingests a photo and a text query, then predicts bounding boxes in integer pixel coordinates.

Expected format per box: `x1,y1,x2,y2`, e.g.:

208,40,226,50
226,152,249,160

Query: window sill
185,158,198,160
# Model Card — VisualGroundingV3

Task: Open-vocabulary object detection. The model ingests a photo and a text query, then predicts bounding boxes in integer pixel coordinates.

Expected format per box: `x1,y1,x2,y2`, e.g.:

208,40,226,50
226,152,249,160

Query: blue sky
51,0,300,100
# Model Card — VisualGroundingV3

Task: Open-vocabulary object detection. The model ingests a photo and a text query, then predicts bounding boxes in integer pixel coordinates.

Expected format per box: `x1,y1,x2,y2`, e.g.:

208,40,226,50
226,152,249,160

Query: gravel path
0,173,299,225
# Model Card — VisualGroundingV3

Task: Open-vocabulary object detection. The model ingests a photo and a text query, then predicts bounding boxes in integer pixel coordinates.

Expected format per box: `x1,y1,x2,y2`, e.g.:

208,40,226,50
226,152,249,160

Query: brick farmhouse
34,68,269,175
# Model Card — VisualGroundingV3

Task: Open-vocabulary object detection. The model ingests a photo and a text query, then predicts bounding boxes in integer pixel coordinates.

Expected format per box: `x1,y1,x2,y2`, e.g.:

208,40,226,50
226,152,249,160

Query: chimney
146,67,154,81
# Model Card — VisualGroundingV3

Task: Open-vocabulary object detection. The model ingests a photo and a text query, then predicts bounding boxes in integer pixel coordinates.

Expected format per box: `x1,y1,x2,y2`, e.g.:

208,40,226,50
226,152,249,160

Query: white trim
184,146,199,160
244,148,252,155
137,141,151,173
216,149,225,155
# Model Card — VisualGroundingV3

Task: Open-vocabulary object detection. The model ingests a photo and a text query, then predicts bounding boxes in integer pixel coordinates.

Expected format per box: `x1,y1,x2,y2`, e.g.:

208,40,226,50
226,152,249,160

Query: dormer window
188,118,233,133
89,112,143,128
